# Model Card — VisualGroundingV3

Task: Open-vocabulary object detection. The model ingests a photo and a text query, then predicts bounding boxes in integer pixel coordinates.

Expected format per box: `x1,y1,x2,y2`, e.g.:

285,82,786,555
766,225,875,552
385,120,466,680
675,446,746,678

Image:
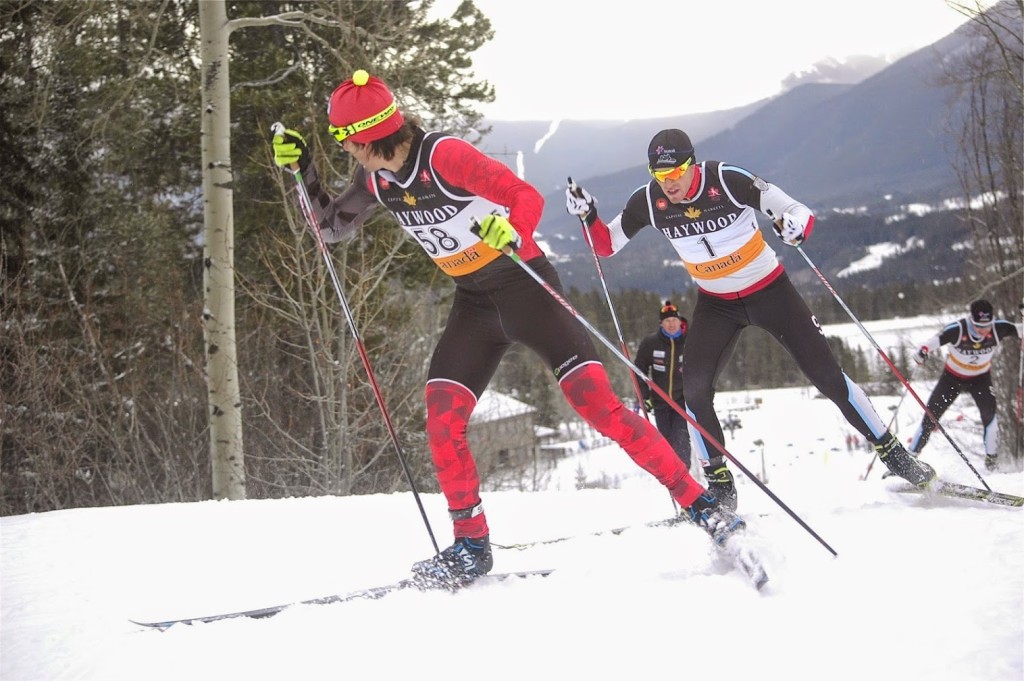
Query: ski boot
411,535,493,589
705,463,738,511
687,492,746,546
875,433,935,487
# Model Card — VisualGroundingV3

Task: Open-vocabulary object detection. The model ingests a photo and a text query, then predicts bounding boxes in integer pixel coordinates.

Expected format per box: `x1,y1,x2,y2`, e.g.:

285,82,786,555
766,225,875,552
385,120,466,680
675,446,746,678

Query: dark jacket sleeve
634,334,655,401
297,162,378,243
995,319,1021,342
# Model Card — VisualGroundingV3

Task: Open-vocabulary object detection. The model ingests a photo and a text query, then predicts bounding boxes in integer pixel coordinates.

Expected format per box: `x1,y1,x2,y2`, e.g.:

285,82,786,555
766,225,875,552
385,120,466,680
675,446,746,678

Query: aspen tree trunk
198,0,245,499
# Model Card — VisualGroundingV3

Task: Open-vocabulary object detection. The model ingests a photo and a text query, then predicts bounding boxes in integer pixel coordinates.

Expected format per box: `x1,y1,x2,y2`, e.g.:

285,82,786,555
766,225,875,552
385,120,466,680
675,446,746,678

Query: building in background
469,391,538,487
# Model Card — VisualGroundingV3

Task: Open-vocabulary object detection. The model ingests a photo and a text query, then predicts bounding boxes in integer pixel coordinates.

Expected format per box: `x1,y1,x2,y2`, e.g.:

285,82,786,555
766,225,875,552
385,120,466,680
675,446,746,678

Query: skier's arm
432,137,544,253
297,163,378,243
721,165,815,246
568,184,651,257
633,338,654,401
916,322,960,363
994,319,1021,341
272,127,377,242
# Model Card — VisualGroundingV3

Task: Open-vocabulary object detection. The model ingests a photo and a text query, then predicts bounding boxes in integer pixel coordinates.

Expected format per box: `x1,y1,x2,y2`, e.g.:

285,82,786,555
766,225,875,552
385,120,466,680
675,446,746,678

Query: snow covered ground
3,380,1021,681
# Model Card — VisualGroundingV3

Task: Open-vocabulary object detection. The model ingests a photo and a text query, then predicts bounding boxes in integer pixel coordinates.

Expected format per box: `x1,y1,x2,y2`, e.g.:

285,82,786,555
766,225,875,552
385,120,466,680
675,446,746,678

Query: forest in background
1,1,1020,516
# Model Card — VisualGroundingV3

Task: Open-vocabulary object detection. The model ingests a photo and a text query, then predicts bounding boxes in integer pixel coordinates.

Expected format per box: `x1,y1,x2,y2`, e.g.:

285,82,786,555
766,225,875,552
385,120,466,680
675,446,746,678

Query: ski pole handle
271,121,302,174
568,176,583,199
469,216,518,255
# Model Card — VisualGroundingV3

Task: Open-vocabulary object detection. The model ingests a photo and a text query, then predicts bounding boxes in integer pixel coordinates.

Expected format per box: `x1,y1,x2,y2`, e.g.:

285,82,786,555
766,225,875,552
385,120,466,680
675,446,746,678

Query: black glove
913,346,929,365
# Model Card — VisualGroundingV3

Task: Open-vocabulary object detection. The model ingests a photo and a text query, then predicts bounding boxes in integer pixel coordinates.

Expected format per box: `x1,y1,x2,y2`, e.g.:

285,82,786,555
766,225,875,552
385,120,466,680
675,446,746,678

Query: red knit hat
327,69,405,144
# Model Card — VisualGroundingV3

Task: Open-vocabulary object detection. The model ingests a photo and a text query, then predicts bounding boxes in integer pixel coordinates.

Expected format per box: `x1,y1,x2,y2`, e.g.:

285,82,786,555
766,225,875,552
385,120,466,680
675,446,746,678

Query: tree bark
199,0,246,500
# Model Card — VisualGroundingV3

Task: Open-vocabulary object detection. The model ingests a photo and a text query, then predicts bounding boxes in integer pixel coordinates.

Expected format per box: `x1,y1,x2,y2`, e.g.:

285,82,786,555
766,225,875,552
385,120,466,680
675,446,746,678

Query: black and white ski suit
584,160,898,471
908,316,1022,456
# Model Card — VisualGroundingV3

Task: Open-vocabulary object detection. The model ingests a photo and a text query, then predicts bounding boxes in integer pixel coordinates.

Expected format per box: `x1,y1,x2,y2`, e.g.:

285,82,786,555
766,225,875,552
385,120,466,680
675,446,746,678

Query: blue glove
475,214,522,251
272,128,309,173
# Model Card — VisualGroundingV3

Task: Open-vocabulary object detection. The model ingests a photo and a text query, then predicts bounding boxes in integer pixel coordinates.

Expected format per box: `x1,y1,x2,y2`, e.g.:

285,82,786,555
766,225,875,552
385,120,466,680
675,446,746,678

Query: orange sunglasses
649,158,694,182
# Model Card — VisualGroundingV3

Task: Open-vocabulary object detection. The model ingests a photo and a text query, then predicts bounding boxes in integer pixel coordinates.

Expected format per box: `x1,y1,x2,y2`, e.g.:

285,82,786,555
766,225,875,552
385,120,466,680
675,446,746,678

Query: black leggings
427,256,599,394
909,371,996,453
683,272,887,464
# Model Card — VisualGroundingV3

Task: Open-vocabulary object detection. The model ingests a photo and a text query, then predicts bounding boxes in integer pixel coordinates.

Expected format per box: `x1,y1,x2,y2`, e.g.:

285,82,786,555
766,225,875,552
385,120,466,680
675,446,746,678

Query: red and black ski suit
298,127,705,540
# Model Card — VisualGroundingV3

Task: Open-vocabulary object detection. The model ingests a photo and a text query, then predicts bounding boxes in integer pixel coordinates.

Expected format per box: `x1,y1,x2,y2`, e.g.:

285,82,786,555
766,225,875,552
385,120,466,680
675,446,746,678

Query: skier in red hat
273,73,752,587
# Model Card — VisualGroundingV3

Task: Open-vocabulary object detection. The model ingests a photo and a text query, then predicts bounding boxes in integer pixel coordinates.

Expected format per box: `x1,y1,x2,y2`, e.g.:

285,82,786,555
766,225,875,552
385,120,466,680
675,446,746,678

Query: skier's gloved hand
984,454,998,471
913,346,929,365
475,214,522,251
772,211,811,247
565,177,597,224
272,128,310,173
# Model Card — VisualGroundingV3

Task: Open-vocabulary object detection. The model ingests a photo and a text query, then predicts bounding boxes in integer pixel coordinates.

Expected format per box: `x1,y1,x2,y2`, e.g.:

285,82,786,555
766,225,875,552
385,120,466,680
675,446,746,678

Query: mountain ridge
474,21,979,296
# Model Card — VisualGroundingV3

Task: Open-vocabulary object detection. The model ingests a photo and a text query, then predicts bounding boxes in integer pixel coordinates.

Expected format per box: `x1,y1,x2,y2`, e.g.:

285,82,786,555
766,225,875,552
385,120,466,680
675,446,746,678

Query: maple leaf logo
684,206,701,219
402,192,417,206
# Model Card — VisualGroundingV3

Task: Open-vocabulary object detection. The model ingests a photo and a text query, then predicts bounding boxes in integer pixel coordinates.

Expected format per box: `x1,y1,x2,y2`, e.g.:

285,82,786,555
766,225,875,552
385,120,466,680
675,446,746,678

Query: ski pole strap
449,502,484,521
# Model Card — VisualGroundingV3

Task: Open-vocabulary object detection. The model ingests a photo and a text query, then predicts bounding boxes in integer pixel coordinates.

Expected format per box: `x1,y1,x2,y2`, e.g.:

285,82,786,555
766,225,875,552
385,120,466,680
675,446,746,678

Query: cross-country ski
130,570,555,629
889,480,1024,507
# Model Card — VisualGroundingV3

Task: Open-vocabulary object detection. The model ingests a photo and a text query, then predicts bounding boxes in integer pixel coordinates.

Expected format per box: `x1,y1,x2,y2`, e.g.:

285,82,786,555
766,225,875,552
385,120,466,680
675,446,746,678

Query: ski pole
474,221,837,557
568,177,651,421
273,123,440,554
1016,298,1023,459
794,243,990,490
568,177,677,514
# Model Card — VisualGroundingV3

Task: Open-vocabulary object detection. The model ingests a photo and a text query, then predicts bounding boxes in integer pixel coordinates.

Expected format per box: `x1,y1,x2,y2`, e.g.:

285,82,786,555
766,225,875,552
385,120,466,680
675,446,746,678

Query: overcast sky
433,0,984,120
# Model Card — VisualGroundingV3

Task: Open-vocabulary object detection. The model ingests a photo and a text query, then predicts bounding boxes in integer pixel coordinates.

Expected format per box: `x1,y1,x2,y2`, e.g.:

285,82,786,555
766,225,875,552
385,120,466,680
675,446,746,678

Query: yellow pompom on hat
327,69,405,144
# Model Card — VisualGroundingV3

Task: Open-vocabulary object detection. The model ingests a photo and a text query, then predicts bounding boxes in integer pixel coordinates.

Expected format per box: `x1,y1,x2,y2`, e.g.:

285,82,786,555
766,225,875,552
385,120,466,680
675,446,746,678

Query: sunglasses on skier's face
649,157,693,182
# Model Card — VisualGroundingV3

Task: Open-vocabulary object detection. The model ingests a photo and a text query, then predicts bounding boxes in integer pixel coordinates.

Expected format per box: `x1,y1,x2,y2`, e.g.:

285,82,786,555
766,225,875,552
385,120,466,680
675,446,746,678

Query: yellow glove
272,128,309,172
475,214,522,251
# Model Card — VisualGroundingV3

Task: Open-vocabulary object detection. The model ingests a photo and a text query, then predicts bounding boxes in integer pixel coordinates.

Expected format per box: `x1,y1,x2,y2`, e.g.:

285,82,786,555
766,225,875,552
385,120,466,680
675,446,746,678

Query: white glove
913,346,929,365
772,212,806,246
565,177,596,220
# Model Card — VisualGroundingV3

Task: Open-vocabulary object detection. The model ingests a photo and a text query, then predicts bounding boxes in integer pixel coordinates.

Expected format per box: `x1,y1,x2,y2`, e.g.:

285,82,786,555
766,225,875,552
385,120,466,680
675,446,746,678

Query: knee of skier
424,380,475,448
558,362,626,433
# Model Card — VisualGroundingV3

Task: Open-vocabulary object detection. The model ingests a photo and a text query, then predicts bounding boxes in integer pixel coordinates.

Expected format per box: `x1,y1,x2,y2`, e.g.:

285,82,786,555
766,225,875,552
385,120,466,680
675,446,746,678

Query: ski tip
130,619,178,630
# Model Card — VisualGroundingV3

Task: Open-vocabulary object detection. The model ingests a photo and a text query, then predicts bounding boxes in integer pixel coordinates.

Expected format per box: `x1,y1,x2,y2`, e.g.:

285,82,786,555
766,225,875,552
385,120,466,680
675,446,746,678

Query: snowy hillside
2,381,1021,681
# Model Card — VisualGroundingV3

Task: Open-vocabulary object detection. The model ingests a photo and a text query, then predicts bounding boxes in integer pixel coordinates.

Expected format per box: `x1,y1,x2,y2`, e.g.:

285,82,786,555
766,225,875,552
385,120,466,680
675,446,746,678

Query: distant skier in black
565,128,937,509
909,299,1022,470
635,301,693,470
